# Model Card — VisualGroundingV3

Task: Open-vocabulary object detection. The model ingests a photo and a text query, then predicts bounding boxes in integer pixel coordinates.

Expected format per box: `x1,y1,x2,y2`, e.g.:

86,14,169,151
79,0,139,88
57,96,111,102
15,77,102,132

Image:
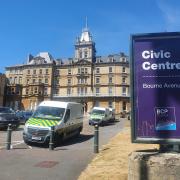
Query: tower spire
85,16,88,30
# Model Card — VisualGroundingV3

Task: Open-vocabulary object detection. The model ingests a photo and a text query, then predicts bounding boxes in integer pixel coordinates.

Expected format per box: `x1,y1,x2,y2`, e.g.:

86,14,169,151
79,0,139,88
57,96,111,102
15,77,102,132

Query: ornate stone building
5,53,54,110
5,25,130,114
0,73,6,106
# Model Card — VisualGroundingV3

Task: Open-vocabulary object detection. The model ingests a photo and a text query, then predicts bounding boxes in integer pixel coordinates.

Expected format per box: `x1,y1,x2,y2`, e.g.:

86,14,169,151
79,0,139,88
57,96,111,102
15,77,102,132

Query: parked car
16,110,33,124
89,107,111,126
0,107,20,129
16,111,25,124
23,111,33,121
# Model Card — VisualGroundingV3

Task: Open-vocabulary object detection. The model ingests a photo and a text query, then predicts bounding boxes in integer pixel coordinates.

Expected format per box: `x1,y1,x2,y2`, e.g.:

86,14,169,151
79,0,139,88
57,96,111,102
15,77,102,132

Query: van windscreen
92,109,105,115
33,106,65,120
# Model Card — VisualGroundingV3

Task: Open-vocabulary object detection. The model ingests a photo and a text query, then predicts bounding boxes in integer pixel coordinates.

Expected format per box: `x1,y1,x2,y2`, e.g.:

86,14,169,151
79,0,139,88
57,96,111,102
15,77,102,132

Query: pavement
78,120,158,180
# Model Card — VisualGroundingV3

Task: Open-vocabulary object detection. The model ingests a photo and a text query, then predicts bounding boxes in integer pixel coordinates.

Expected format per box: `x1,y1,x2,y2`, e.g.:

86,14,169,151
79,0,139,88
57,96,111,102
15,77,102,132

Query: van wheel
76,128,81,137
54,133,63,146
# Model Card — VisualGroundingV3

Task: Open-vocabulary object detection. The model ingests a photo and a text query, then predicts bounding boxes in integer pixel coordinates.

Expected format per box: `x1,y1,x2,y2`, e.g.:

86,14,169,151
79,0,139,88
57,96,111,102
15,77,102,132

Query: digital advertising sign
131,32,180,144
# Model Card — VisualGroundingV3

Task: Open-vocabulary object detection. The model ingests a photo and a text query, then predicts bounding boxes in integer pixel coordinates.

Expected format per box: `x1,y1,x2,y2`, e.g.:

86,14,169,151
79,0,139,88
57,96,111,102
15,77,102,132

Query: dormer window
109,57,114,62
96,57,101,63
121,57,126,62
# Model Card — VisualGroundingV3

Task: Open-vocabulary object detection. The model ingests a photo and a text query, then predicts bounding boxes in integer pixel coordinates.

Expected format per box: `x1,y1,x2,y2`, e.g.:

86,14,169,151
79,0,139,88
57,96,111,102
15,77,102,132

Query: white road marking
12,141,23,143
12,140,24,147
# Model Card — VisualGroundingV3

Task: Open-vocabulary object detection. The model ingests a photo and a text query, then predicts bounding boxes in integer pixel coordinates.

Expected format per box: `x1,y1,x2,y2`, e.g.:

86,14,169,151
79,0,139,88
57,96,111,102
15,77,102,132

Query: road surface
0,116,125,180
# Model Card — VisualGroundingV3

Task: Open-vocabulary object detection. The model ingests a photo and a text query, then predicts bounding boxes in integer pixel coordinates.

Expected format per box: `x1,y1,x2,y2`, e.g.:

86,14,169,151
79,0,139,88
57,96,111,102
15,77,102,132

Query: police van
89,107,111,126
23,101,83,144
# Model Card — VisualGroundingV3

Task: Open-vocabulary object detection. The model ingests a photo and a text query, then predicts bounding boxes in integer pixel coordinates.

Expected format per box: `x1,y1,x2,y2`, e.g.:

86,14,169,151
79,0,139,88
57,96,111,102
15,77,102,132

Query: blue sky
0,0,180,72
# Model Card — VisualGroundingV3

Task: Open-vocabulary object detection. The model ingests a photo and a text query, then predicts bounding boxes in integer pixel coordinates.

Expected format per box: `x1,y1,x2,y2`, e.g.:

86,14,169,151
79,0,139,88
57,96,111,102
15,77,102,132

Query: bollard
94,124,99,153
49,126,55,150
6,124,12,150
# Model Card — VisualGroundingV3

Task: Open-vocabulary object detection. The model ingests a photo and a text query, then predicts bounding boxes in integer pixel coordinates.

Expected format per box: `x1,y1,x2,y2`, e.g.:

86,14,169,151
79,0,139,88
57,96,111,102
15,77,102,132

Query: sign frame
130,32,180,144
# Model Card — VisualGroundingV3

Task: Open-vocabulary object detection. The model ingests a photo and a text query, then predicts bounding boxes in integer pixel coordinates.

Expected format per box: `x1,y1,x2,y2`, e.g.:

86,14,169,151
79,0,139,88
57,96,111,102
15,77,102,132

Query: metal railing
53,93,130,98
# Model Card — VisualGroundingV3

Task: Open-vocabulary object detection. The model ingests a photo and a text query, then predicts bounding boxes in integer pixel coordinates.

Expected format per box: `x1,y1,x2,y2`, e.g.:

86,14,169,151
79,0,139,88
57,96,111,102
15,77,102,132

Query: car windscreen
33,106,65,120
91,109,105,115
0,107,13,113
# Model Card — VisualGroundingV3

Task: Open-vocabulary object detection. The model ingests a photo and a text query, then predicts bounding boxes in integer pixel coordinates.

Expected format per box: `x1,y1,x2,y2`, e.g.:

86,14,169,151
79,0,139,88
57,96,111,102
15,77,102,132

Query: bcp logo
156,108,168,117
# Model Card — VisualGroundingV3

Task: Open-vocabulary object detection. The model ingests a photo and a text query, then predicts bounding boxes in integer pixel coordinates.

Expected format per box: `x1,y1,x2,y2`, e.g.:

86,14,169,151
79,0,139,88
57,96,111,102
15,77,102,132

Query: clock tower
75,20,96,63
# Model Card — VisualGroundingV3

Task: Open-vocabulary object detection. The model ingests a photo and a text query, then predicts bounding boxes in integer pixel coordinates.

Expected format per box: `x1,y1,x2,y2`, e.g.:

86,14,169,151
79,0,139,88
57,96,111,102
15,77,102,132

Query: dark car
16,110,33,124
0,107,20,129
22,111,33,122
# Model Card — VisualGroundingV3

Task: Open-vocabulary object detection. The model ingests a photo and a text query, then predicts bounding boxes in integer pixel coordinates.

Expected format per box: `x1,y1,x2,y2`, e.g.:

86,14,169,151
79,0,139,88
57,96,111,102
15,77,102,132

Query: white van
23,101,83,144
109,108,115,121
89,107,111,126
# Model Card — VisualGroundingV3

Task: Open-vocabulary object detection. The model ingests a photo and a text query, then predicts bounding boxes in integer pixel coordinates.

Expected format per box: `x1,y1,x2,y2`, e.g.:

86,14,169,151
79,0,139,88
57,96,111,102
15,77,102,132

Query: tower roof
80,18,92,42
80,30,92,42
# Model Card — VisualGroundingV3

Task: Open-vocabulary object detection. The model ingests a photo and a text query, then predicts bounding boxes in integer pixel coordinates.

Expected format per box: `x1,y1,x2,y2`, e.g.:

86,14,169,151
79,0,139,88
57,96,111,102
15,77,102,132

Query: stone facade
5,26,130,114
5,53,54,110
0,74,6,106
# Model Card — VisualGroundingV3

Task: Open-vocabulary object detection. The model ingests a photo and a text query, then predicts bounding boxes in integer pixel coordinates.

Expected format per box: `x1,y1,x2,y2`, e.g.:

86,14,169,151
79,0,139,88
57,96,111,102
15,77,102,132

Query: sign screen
131,32,180,144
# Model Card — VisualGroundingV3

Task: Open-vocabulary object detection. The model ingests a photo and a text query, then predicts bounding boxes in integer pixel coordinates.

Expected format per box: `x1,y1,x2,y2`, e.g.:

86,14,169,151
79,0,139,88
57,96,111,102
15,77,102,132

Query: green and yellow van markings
27,118,59,127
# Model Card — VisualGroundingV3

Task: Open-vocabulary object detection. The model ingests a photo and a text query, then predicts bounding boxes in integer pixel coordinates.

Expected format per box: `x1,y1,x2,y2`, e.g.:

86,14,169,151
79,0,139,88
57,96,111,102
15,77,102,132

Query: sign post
131,32,180,147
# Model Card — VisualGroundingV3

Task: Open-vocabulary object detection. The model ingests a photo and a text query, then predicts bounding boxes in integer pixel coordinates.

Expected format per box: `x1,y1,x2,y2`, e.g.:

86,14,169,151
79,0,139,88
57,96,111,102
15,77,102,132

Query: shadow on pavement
98,119,120,127
24,134,94,150
0,126,24,132
13,127,24,131
61,134,94,147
